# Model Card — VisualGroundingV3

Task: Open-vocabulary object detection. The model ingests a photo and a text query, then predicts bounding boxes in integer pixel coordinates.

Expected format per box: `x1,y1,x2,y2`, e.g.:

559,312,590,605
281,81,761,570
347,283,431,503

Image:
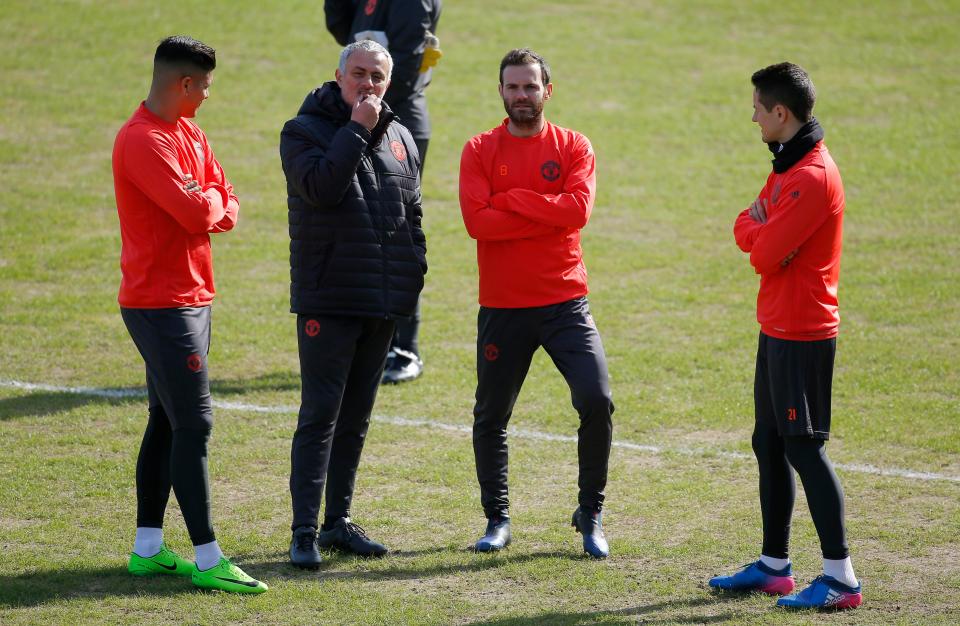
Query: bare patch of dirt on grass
0,517,40,532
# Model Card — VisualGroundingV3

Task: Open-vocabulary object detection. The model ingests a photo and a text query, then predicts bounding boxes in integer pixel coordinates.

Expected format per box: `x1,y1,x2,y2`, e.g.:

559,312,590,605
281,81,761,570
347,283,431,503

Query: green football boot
128,544,193,577
191,557,268,594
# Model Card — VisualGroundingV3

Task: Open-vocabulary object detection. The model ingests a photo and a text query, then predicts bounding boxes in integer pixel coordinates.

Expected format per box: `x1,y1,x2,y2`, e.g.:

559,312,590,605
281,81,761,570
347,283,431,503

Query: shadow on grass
210,370,300,396
0,550,587,609
254,547,579,583
0,566,197,609
0,391,141,421
466,596,740,625
0,370,301,421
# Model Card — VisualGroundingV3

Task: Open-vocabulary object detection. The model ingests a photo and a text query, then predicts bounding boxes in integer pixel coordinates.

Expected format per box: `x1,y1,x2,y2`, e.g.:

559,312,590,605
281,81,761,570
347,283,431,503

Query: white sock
823,557,858,588
759,554,791,572
133,527,163,558
194,540,224,571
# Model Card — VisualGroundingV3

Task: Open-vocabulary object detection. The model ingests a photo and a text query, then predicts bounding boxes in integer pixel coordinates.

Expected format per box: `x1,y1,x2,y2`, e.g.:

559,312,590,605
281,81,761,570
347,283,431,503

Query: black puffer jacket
280,81,426,318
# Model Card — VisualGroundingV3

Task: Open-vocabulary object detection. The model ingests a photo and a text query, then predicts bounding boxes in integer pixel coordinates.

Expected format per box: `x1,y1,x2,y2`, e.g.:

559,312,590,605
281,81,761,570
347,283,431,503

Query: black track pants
122,306,216,546
753,427,849,559
290,315,395,530
473,297,614,518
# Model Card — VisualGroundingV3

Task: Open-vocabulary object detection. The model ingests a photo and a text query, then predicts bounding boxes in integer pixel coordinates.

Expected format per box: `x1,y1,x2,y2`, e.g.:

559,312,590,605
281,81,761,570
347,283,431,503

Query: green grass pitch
0,0,957,623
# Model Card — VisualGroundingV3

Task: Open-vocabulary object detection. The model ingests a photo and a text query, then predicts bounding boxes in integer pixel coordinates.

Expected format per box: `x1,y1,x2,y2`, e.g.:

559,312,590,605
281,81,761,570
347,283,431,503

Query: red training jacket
112,102,239,308
459,119,596,308
734,140,844,340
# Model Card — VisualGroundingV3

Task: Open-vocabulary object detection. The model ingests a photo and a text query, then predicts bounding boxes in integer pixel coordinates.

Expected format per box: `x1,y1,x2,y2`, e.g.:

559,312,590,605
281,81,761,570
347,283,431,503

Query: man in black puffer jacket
280,40,426,569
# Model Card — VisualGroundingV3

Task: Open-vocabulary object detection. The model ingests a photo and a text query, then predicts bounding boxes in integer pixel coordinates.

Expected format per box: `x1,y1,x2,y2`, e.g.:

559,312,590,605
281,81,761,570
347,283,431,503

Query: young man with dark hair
459,48,613,558
324,0,442,384
281,40,427,568
708,62,861,610
112,35,266,594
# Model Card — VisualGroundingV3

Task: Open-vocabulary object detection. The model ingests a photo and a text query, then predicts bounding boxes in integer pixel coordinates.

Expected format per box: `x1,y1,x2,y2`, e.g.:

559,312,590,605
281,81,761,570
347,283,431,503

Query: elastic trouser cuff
136,518,165,529
823,547,850,560
762,544,790,559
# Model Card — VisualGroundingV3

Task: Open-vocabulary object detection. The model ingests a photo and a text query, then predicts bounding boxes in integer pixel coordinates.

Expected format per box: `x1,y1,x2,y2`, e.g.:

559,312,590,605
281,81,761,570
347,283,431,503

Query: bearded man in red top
459,48,613,558
708,62,862,611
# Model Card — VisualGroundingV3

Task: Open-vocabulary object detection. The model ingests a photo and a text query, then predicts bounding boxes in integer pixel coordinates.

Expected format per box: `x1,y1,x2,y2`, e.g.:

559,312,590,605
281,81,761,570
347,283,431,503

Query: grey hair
338,40,393,78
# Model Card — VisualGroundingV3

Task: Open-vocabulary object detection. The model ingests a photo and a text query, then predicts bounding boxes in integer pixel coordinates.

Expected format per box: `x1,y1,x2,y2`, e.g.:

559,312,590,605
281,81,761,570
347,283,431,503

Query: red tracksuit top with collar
112,102,239,308
734,140,844,341
459,119,596,308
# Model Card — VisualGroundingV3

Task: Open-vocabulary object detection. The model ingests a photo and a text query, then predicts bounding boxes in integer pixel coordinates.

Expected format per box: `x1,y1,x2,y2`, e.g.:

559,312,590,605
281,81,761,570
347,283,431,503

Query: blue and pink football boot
776,575,862,610
708,560,796,596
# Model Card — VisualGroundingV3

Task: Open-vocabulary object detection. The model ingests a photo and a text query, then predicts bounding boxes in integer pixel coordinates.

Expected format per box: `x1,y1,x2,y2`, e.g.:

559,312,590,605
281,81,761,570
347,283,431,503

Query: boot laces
295,531,316,550
343,521,370,539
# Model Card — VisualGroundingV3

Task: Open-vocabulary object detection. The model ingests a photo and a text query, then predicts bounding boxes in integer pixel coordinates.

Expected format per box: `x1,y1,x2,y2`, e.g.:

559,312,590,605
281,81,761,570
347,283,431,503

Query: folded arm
202,143,239,233
747,170,832,275
491,136,596,228
123,130,230,235
459,142,561,241
734,205,764,253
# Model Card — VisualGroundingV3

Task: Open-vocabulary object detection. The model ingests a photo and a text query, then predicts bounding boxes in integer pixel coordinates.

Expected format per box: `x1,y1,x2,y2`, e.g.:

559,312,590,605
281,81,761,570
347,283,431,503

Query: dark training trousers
473,297,614,519
290,315,395,530
121,306,216,546
752,333,849,560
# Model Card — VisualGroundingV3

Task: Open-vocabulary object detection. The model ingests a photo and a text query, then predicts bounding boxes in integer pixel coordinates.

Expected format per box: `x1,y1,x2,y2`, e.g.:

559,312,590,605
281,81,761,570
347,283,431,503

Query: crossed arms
733,168,831,275
459,136,596,241
122,127,238,234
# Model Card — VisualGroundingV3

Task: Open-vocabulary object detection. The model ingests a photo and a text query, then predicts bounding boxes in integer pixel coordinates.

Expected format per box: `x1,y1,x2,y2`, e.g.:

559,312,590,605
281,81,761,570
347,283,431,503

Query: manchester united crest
541,160,560,181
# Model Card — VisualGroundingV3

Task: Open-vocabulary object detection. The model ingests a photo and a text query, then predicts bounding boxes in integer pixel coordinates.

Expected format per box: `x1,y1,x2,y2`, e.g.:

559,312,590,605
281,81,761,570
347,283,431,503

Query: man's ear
775,103,788,123
544,82,553,100
335,68,343,86
179,75,192,95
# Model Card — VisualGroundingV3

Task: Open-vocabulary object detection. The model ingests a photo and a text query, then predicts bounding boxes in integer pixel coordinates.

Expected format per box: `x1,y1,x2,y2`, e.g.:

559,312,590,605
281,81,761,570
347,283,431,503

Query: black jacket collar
299,81,395,146
768,118,824,173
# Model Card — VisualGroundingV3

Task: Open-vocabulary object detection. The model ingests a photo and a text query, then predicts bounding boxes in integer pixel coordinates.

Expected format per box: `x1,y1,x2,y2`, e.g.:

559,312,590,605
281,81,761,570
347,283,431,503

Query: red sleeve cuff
202,182,229,207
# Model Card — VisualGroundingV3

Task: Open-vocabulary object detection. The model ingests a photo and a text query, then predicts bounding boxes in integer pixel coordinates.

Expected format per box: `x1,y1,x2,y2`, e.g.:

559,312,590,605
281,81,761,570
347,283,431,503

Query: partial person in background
112,35,266,594
709,62,862,611
281,40,427,569
325,0,442,384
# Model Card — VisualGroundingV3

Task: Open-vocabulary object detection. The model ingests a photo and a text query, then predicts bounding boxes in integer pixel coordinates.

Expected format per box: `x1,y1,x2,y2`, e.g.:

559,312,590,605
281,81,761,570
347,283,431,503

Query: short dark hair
154,35,216,73
751,62,816,122
499,48,551,85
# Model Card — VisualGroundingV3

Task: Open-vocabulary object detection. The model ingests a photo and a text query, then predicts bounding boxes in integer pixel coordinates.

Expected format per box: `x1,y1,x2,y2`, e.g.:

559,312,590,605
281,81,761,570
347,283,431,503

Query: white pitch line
2,379,958,484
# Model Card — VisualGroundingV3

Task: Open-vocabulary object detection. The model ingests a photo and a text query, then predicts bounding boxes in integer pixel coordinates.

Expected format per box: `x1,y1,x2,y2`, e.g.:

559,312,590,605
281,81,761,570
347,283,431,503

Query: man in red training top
708,62,861,610
112,35,265,594
459,48,613,558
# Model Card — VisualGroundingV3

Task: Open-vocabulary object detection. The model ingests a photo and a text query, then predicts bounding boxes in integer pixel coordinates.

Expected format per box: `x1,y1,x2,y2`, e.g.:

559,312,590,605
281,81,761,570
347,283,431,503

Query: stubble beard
504,99,543,130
